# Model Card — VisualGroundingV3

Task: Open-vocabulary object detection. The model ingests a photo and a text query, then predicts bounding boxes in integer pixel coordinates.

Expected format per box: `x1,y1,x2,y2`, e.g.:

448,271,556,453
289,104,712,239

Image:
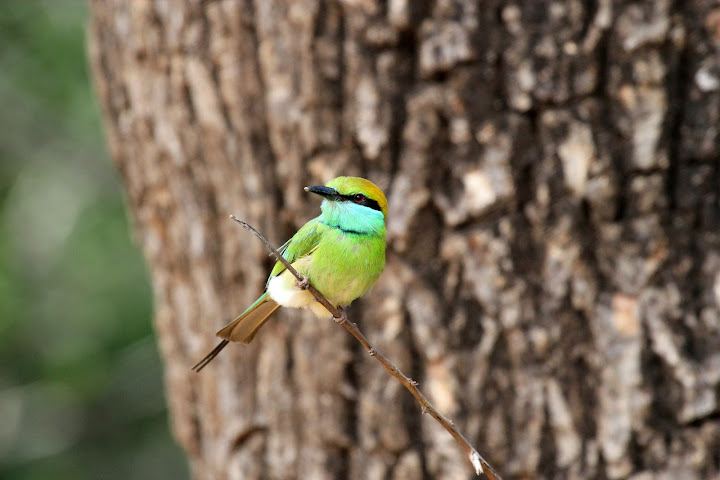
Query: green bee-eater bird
192,176,387,372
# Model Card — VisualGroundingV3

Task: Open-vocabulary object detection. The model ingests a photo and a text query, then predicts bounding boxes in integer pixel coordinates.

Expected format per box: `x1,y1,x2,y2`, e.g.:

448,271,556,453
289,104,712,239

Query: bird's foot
333,306,348,325
296,275,310,290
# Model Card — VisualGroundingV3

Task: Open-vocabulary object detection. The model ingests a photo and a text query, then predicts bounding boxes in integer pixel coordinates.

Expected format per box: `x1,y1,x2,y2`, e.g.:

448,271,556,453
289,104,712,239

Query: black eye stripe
359,197,382,212
341,194,382,212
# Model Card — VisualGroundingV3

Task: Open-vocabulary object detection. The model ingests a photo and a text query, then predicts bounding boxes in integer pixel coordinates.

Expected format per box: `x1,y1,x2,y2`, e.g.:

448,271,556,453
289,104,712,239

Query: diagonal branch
230,215,503,480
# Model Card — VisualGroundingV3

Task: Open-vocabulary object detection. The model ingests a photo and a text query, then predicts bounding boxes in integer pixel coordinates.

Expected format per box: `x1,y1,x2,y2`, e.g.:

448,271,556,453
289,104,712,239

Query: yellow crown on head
325,176,388,218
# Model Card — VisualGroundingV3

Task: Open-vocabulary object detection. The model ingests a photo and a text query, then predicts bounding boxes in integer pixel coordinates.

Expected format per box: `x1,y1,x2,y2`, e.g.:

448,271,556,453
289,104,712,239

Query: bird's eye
353,193,365,203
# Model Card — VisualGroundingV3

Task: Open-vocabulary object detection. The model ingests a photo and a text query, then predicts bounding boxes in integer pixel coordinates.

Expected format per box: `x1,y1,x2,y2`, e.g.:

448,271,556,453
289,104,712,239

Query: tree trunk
87,1,720,479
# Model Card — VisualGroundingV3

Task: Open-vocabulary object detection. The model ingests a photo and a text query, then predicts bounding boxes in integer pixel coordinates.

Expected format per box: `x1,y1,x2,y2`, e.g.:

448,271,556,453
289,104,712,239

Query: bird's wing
275,237,292,256
267,217,324,281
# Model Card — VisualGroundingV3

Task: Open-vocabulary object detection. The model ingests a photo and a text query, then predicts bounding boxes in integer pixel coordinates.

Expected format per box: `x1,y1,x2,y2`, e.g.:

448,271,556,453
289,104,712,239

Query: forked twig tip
229,215,252,231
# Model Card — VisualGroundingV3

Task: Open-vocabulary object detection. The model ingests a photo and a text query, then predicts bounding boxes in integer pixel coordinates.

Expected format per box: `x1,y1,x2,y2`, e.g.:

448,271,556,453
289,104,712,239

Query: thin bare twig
230,215,503,480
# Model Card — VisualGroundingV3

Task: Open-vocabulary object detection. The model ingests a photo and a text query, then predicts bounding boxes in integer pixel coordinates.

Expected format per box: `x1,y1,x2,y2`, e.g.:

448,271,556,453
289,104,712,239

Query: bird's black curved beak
304,185,340,199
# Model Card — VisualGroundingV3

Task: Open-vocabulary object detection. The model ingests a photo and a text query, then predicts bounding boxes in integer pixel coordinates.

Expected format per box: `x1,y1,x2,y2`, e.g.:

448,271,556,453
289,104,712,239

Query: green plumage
270,214,386,305
192,176,387,372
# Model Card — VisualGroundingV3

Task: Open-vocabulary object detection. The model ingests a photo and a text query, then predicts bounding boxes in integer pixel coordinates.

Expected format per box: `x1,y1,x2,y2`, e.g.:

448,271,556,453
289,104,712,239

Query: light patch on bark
435,124,515,226
461,169,496,214
613,293,641,338
355,76,389,160
427,359,458,415
185,58,227,131
387,0,410,30
543,228,580,308
386,175,430,249
482,134,515,201
644,286,719,424
695,59,720,92
616,1,670,53
558,122,594,197
595,294,649,479
508,60,534,112
391,450,422,480
507,376,544,475
545,379,581,468
617,86,667,170
419,20,473,77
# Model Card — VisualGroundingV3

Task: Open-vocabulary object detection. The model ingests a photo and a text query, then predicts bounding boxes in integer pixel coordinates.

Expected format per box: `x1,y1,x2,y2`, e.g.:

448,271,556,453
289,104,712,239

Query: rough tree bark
88,1,720,479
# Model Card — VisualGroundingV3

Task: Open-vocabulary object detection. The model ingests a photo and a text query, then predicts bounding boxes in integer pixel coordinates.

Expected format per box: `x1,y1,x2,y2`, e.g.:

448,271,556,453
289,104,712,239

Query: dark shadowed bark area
87,1,720,479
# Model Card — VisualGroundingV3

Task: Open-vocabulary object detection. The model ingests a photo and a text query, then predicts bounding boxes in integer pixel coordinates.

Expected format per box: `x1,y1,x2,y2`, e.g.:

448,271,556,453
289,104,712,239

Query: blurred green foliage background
0,2,188,478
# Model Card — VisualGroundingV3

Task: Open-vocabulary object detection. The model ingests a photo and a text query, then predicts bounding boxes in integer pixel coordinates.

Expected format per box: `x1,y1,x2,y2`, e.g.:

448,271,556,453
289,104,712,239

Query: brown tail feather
191,340,229,372
192,296,282,372
216,297,281,344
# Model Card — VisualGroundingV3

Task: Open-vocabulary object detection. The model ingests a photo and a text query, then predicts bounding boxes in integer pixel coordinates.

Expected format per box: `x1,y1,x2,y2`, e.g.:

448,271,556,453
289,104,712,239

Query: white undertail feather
267,269,332,318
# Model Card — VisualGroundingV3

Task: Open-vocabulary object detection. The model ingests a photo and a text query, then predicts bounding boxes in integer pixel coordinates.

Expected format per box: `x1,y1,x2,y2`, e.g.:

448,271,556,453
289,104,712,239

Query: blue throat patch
319,199,385,235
